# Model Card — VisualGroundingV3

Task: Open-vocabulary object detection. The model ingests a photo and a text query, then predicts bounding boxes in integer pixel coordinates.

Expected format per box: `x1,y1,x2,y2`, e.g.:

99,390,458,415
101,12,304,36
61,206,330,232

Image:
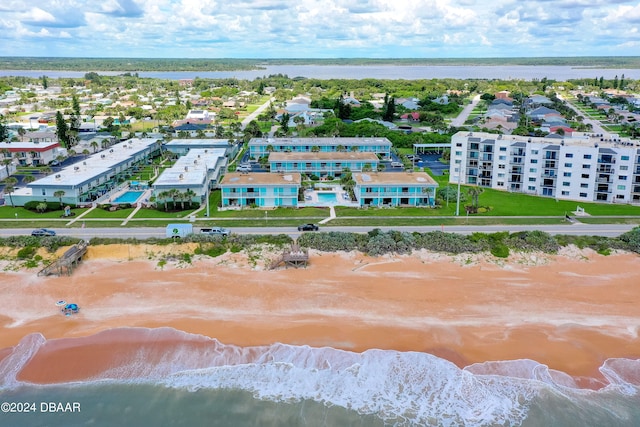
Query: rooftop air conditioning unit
55,174,61,179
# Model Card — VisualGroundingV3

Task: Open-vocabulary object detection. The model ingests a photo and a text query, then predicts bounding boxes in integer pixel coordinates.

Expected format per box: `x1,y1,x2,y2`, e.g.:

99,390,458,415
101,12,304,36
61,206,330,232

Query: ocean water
1,328,639,426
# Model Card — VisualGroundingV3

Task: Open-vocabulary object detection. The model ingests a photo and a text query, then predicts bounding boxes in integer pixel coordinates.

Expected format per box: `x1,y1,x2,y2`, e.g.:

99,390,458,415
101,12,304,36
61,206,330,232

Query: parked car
236,164,252,172
200,227,230,237
298,223,319,232
31,228,56,237
391,161,404,168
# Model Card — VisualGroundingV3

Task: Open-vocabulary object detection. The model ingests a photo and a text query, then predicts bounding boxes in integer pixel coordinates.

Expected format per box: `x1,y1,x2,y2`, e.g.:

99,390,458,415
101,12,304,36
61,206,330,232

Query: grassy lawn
82,207,136,219
0,206,88,219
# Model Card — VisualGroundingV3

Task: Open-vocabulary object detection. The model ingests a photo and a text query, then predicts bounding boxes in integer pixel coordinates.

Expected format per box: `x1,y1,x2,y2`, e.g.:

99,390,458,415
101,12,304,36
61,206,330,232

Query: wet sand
1,244,639,387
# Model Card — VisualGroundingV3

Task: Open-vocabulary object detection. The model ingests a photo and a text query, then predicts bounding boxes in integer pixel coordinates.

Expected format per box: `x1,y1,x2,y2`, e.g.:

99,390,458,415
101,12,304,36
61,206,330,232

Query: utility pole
455,163,462,216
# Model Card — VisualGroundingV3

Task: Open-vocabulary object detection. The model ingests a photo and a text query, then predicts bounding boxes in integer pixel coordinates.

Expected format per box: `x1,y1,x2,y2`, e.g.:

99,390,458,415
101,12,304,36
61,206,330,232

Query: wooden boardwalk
270,244,309,269
38,240,89,277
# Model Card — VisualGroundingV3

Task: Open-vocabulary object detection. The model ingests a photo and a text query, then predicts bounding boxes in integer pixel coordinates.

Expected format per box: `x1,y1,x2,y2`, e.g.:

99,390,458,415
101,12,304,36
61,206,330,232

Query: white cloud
0,0,638,58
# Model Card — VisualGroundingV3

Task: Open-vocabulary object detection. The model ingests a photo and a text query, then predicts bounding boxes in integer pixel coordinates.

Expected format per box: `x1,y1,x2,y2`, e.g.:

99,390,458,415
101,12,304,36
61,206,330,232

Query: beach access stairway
270,244,309,269
38,240,89,277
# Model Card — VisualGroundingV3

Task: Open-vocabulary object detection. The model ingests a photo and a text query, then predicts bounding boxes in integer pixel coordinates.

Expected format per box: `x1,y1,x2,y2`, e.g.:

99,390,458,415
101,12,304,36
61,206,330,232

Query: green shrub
17,246,37,259
490,243,510,258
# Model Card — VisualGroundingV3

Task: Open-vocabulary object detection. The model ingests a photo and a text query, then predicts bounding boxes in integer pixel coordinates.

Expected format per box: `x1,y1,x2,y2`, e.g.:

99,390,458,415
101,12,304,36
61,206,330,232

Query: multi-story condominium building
219,172,301,208
269,152,379,177
247,137,392,159
352,171,438,207
450,131,640,204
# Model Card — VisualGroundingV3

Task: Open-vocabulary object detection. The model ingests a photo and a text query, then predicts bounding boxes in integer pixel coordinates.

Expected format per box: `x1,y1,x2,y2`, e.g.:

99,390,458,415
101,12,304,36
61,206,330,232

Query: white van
391,162,404,168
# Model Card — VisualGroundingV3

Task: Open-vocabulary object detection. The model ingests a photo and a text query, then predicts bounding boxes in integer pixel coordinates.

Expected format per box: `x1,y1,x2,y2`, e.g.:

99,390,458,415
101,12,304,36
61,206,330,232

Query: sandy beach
1,244,639,389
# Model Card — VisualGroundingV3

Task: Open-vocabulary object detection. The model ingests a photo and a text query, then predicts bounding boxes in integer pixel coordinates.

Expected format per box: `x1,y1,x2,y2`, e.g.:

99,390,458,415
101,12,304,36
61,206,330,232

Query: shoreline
1,245,639,388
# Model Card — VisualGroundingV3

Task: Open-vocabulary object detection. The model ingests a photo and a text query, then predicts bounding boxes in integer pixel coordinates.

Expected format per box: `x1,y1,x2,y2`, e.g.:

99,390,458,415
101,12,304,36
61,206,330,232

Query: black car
298,223,319,232
31,228,56,237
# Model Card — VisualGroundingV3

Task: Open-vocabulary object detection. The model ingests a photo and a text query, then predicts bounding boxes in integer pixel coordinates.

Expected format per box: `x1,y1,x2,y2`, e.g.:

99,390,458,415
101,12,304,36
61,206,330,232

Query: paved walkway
319,206,336,224
556,94,608,135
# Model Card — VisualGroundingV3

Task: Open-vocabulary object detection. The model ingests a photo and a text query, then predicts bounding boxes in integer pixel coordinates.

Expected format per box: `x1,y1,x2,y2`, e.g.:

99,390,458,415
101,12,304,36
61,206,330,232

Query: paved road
3,223,636,240
556,94,608,135
450,94,481,127
241,97,275,129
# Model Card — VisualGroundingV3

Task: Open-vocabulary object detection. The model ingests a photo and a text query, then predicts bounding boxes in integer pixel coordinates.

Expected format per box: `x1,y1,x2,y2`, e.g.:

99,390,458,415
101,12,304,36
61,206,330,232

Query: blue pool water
113,191,144,204
317,192,337,203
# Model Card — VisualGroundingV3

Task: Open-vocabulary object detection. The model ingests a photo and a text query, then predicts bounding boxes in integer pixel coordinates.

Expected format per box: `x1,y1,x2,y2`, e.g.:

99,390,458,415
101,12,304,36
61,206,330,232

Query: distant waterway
1,64,639,81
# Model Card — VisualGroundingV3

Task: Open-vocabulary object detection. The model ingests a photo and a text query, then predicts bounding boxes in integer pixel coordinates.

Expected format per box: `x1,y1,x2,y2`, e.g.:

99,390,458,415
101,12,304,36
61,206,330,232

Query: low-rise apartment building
248,137,392,159
449,131,640,204
352,171,438,207
0,140,65,166
219,172,301,208
269,152,379,177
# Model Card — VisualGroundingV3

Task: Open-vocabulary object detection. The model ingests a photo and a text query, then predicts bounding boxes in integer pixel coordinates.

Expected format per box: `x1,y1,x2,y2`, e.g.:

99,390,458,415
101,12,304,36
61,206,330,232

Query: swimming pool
112,191,144,204
317,192,337,203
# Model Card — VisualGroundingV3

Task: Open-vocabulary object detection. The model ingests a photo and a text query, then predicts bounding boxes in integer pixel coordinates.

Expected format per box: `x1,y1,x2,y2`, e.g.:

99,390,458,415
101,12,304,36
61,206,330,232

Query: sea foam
2,327,639,426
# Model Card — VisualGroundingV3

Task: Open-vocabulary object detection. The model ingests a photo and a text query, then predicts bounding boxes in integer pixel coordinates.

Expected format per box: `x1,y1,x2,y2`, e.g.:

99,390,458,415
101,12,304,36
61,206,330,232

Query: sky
0,0,639,58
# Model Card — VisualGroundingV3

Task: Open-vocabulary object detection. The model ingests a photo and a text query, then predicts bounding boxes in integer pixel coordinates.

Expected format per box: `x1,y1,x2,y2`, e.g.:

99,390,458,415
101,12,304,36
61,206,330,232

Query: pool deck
300,189,357,207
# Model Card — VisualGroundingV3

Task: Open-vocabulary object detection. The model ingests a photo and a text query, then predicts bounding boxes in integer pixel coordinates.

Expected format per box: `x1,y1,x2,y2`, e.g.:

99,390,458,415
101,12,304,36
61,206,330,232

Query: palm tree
2,177,17,207
23,174,36,185
467,187,483,210
184,189,197,208
18,127,26,141
90,140,99,153
54,190,66,209
169,188,181,210
336,145,346,152
157,190,170,211
36,202,48,213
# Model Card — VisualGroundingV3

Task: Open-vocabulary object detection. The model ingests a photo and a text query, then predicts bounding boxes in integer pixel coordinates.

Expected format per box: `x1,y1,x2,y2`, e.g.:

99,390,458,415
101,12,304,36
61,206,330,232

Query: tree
2,149,13,177
90,140,99,153
184,189,197,208
23,174,36,185
157,190,170,211
467,187,483,210
382,95,396,122
279,113,290,134
0,117,9,141
17,127,26,141
36,202,48,213
54,190,66,209
55,111,70,148
3,177,18,207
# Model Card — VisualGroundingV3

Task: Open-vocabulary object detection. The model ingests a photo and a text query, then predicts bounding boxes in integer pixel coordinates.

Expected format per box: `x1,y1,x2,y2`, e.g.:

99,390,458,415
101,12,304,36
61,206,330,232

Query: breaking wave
1,327,638,426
